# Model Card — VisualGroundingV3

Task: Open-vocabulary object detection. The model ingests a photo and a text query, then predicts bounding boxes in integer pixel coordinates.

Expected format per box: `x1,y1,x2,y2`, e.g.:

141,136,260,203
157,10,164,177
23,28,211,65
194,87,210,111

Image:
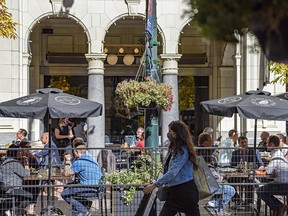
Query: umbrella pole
254,119,257,149
47,114,52,215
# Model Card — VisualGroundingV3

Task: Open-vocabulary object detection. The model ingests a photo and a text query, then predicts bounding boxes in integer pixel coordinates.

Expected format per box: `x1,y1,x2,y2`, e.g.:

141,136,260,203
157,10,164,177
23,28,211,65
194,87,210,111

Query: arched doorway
103,16,163,143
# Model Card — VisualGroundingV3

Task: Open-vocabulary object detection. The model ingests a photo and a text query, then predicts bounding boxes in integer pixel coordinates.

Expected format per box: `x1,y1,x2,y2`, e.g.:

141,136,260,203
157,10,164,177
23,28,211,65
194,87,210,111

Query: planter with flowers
114,77,173,117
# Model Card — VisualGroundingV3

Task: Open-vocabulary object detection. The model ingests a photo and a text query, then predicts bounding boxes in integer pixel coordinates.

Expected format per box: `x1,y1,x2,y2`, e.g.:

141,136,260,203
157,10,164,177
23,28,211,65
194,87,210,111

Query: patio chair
115,150,130,171
73,186,108,215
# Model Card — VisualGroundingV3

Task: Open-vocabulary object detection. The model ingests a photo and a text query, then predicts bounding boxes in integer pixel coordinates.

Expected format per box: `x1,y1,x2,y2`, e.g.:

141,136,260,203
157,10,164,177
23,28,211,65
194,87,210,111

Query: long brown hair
168,120,198,169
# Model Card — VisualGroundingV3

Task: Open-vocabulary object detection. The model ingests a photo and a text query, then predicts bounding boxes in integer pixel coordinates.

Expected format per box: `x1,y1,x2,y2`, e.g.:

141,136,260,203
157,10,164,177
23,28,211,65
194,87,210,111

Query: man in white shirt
218,129,238,167
257,135,288,216
276,133,288,160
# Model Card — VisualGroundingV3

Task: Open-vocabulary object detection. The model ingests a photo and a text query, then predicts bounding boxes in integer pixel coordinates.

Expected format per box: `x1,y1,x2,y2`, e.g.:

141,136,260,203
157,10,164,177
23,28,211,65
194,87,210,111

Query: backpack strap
271,157,288,164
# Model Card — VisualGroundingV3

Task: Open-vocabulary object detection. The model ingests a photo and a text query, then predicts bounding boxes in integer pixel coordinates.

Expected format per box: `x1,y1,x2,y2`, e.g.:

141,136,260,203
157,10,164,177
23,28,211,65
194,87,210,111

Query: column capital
161,53,182,75
85,53,107,61
22,53,32,66
85,53,107,75
160,53,182,60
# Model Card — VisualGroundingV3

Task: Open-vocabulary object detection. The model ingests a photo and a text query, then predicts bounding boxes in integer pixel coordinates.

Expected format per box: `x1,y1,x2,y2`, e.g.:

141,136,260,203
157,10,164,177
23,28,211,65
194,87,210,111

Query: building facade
0,0,285,147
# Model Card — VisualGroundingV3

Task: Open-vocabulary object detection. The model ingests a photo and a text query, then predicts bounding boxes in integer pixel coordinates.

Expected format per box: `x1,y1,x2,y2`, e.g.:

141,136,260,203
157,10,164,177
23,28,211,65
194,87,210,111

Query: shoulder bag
193,155,220,200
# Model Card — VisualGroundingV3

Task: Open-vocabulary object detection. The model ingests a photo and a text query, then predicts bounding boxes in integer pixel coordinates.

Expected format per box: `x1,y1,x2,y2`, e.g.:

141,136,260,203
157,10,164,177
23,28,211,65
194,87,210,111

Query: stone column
160,54,181,144
22,53,32,139
85,53,107,150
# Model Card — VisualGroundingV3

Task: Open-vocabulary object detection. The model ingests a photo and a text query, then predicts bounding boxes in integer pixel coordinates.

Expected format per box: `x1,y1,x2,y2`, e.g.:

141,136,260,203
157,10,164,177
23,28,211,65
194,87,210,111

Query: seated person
61,137,103,216
129,127,145,169
11,128,28,146
31,132,61,167
12,138,40,213
258,131,269,152
31,132,63,199
135,127,145,152
0,148,33,215
198,133,236,214
218,129,238,167
230,135,263,205
257,135,288,216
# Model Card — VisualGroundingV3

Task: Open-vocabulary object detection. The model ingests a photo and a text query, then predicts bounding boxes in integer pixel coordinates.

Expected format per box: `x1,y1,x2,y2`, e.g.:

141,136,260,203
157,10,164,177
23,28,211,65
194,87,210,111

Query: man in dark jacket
0,148,33,215
230,136,263,207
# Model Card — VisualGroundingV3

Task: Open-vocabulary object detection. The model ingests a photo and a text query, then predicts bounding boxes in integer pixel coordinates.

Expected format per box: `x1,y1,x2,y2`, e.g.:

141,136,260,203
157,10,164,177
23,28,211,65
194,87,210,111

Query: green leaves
185,0,288,42
0,0,18,39
104,155,162,205
269,61,288,85
115,77,173,115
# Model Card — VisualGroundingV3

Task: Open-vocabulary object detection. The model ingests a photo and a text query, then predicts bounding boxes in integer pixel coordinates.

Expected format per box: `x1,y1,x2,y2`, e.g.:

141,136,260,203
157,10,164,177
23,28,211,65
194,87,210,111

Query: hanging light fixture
123,54,135,65
107,54,118,65
133,47,139,54
118,48,125,54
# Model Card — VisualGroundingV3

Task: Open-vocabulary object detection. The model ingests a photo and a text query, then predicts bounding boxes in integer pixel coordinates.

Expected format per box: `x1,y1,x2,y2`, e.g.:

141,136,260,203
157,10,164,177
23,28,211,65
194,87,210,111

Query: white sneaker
5,210,12,216
207,200,217,208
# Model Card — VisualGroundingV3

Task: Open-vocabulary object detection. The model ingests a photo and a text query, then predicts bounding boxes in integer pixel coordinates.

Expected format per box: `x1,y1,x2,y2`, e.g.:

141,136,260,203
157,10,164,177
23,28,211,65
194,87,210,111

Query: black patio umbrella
0,88,102,119
201,90,288,121
274,92,288,100
0,88,103,214
200,90,288,149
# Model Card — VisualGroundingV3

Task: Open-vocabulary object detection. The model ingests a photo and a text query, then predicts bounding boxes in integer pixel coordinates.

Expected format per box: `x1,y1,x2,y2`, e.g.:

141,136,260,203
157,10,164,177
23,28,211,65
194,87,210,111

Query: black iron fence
0,145,287,216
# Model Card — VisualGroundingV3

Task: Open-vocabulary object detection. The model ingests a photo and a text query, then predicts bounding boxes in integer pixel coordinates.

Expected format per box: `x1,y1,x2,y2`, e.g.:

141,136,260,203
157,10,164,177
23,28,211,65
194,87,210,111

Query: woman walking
143,120,200,216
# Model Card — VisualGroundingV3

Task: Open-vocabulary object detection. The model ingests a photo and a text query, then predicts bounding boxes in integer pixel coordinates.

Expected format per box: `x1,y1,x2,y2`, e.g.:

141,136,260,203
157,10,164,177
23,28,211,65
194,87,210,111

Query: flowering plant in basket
115,77,173,114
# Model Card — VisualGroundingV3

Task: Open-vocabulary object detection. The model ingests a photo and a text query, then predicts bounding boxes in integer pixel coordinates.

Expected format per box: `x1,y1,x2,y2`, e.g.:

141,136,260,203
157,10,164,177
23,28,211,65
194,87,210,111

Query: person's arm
231,151,237,167
154,149,188,187
255,149,264,167
144,149,188,194
64,163,75,176
13,162,30,177
265,160,277,175
68,127,74,139
54,127,71,139
63,154,75,176
33,145,49,158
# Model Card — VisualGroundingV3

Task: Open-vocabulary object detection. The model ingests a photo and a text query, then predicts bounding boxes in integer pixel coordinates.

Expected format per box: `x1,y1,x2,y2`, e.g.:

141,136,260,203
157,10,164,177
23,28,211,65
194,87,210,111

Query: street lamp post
145,0,159,149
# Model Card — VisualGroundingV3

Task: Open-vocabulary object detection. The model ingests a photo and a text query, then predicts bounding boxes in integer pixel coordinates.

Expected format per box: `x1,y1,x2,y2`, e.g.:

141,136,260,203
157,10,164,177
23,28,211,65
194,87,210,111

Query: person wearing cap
61,137,103,216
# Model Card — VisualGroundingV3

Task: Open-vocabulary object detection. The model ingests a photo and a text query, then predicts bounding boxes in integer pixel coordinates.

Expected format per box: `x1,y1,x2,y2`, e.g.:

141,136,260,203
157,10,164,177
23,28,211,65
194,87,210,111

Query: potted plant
114,77,173,116
104,155,162,214
186,0,288,63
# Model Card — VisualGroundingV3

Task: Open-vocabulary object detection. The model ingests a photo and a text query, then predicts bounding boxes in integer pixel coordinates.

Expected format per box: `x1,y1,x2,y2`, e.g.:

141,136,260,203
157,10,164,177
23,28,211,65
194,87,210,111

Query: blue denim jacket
155,146,193,187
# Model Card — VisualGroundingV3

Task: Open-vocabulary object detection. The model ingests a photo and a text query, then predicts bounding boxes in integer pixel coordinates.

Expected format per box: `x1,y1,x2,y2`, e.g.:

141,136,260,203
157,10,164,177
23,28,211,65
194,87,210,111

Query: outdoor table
24,174,72,181
219,168,274,215
24,173,73,213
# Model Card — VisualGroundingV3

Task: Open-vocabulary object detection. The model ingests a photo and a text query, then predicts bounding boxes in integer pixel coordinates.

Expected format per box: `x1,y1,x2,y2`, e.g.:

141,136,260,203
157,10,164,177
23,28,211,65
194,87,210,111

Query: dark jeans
257,183,288,211
61,187,98,216
159,180,200,216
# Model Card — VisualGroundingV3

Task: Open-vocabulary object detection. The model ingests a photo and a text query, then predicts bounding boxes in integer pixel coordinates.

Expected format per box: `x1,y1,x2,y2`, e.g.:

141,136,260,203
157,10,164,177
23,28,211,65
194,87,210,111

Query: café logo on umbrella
55,96,81,105
251,98,276,107
218,96,242,104
16,97,42,105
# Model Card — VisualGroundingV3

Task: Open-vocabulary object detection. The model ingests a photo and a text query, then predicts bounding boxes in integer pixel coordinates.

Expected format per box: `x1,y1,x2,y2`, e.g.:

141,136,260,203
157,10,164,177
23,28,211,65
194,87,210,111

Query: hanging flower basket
114,77,173,115
137,102,158,110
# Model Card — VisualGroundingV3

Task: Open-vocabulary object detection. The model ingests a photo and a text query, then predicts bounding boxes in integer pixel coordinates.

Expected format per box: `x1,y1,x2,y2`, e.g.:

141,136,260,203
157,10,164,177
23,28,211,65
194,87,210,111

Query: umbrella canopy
274,92,288,100
201,90,288,121
0,88,102,119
